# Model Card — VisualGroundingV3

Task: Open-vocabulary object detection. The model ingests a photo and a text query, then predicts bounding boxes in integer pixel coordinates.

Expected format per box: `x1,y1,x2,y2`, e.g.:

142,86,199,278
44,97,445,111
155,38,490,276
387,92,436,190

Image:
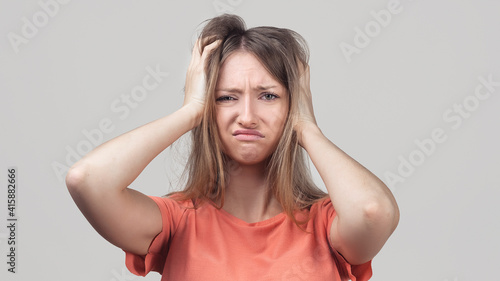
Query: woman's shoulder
295,196,335,226
152,193,217,211
304,196,333,213
147,193,195,213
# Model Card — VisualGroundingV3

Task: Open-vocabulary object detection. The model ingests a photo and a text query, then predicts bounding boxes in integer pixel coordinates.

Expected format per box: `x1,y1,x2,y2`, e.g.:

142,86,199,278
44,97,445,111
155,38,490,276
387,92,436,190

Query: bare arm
294,65,400,265
66,40,221,255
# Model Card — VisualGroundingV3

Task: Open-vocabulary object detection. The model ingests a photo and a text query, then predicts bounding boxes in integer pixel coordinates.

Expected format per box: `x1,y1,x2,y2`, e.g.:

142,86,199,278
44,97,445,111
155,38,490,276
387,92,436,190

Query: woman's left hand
294,63,318,146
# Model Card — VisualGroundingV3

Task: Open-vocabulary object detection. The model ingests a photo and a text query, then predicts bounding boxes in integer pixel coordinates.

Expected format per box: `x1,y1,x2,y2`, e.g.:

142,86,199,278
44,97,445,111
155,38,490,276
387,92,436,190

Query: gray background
1,0,499,280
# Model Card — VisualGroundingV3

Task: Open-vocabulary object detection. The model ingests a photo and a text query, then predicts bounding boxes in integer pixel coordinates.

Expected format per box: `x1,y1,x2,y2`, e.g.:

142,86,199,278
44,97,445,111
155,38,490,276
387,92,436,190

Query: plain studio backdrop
1,1,499,280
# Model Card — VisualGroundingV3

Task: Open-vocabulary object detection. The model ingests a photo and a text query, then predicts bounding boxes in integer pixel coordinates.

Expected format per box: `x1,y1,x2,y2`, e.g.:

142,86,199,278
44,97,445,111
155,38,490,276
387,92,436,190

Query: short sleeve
316,198,373,281
124,196,186,276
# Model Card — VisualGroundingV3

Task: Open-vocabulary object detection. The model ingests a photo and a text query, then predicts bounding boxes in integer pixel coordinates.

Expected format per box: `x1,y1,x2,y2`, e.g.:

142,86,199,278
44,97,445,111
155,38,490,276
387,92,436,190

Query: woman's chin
228,154,268,168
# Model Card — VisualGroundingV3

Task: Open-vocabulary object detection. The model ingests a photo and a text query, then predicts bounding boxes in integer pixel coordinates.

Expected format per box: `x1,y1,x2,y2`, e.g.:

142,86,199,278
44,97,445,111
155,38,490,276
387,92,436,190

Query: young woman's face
215,51,289,166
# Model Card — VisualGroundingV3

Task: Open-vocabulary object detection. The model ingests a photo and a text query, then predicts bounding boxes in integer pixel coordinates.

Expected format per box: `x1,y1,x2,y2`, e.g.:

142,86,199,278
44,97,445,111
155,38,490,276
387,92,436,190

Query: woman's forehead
217,52,285,91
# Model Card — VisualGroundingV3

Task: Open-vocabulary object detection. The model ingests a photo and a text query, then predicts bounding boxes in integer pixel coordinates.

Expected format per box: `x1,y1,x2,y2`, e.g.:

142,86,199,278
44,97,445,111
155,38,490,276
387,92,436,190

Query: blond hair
171,14,327,226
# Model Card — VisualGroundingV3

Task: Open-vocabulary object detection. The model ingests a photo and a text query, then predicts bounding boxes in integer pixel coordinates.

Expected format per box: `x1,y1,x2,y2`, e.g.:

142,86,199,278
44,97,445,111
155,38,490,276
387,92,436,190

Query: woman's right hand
183,39,222,124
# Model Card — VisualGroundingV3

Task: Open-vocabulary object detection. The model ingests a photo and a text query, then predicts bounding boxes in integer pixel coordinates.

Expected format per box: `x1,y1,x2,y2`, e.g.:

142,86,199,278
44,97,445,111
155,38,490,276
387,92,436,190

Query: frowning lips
232,129,265,141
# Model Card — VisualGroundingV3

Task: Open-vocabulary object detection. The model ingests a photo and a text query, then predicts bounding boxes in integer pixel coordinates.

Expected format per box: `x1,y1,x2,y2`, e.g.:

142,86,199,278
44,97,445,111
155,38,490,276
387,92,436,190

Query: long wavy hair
171,14,327,226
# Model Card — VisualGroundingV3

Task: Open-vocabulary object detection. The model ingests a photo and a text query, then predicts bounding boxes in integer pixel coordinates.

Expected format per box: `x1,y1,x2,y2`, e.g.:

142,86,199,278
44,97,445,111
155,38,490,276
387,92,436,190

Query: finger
192,37,220,56
200,39,222,60
191,38,203,56
188,42,202,68
189,39,221,68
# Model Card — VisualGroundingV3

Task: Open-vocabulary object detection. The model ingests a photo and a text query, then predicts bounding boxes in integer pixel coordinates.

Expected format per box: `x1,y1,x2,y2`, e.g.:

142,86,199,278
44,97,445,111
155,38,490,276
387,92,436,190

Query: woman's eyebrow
216,87,242,93
216,85,278,92
254,85,278,91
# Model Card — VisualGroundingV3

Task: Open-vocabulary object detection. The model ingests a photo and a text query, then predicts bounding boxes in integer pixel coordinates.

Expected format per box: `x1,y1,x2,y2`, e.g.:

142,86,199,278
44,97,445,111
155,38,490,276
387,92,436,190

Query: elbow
363,181,400,232
65,164,89,196
363,199,400,233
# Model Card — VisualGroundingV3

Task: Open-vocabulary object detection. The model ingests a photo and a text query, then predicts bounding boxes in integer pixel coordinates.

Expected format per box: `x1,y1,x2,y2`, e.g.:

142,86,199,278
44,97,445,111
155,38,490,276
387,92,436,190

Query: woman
67,14,399,280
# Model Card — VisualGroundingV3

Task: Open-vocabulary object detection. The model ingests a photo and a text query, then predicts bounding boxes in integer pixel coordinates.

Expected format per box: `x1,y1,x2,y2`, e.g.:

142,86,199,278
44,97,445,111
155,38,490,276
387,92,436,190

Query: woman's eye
216,96,235,102
261,93,278,100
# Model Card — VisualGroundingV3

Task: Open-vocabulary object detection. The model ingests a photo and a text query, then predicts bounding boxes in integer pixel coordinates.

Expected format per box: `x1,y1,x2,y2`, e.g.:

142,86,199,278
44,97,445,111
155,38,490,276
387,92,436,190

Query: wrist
179,103,204,130
297,122,323,149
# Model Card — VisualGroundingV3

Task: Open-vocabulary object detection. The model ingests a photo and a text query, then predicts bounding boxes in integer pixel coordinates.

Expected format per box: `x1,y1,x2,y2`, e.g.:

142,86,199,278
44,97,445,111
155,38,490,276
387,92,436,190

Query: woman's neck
221,161,283,223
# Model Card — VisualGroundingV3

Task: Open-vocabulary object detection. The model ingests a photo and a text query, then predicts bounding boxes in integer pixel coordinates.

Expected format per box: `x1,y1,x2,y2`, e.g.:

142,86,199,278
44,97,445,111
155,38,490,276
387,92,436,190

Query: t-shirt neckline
215,205,287,227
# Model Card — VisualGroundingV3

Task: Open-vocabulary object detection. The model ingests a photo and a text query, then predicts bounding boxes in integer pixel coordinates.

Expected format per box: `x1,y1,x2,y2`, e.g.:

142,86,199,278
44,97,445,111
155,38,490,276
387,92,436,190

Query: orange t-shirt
124,196,372,280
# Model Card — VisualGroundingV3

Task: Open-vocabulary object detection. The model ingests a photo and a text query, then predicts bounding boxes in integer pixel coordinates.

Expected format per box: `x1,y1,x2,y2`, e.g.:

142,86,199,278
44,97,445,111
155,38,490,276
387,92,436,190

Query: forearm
300,124,399,231
66,104,200,193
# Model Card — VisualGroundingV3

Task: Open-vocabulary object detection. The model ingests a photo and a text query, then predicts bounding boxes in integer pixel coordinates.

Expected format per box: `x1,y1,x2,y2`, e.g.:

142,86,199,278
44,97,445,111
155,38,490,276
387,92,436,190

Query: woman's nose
237,95,257,128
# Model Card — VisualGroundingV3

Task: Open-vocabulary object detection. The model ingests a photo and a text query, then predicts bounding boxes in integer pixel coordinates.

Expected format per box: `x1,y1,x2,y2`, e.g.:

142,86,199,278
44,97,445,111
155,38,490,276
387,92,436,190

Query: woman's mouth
233,129,265,141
